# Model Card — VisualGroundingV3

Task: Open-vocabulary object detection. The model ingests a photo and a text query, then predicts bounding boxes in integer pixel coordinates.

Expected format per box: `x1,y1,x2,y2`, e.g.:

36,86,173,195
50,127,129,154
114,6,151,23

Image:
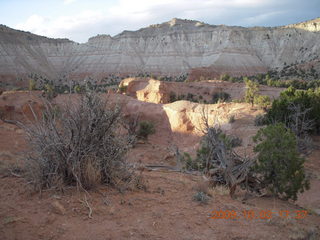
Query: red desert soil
0,90,320,240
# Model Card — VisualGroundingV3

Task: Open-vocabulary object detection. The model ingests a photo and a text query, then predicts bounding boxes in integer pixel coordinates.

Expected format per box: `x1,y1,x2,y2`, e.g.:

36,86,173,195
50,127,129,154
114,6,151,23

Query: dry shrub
81,157,102,189
186,107,258,198
209,185,230,196
192,191,210,204
127,173,148,192
192,180,211,204
22,92,133,191
193,180,210,195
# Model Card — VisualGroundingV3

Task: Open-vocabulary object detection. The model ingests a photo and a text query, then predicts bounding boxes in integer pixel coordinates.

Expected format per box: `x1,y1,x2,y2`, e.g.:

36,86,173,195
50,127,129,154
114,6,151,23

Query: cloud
16,10,107,41
242,11,286,25
14,0,319,42
63,0,77,5
16,15,47,35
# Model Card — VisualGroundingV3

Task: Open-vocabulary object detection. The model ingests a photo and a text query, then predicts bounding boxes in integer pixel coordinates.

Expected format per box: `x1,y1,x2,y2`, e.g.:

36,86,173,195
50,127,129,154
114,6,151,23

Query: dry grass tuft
193,180,210,195
209,184,230,196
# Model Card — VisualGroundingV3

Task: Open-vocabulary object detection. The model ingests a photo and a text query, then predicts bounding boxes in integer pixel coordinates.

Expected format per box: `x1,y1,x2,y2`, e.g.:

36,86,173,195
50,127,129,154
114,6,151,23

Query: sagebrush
22,92,133,190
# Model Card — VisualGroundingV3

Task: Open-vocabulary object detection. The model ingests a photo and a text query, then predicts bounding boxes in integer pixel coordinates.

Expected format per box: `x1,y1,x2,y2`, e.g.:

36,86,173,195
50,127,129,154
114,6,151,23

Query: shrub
182,126,251,198
182,152,200,171
254,114,268,126
176,108,256,197
159,76,165,81
118,84,127,94
266,87,320,133
22,92,132,191
44,84,55,99
187,93,194,101
230,77,237,83
228,115,235,123
29,79,36,91
74,84,85,94
137,121,155,140
221,74,230,81
211,92,230,104
245,79,259,106
169,92,177,102
184,128,242,172
192,191,210,204
254,95,271,110
253,123,309,201
0,108,4,120
216,131,242,149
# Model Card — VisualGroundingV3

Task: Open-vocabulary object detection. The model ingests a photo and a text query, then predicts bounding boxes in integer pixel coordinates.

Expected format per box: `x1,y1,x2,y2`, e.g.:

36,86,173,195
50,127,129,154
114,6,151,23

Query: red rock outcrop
0,91,44,122
120,78,284,104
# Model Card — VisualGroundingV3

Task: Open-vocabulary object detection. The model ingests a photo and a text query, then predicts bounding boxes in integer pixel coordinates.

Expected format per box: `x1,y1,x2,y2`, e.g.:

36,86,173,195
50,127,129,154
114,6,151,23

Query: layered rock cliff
284,18,320,32
0,17,319,86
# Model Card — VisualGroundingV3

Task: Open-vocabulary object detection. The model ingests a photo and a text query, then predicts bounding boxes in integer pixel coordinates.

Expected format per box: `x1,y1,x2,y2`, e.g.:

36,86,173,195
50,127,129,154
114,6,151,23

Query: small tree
74,84,86,94
29,79,36,91
44,84,55,99
150,74,157,80
221,74,230,81
245,79,259,106
211,92,230,104
137,121,155,140
169,92,177,102
253,123,309,201
266,86,320,133
254,95,271,110
118,84,127,94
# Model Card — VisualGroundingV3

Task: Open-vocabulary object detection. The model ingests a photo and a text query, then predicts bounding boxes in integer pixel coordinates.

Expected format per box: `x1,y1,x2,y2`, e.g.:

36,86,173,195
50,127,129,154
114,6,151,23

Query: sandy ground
0,91,320,240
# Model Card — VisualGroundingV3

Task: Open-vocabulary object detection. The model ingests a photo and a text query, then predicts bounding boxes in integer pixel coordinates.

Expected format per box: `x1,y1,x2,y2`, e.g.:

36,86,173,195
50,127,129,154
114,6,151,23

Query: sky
0,0,319,43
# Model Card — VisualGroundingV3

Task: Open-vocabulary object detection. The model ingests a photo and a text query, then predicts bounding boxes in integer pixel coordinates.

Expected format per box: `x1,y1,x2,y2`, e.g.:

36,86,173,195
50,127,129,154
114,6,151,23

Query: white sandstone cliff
0,18,319,85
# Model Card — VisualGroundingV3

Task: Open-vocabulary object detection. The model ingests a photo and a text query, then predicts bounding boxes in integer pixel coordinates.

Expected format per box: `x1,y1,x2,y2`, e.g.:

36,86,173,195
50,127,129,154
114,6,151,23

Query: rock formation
0,18,319,86
284,17,320,32
0,90,261,148
121,78,171,104
120,78,283,104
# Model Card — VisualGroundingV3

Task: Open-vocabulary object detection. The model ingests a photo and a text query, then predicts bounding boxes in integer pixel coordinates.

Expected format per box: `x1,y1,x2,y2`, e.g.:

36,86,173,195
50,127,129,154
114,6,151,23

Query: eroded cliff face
0,25,76,86
284,18,320,32
0,18,319,85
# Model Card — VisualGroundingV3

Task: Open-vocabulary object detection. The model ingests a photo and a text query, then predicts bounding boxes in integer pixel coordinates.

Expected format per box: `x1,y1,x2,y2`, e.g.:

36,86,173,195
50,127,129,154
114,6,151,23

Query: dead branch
194,109,259,197
287,103,314,154
80,194,93,219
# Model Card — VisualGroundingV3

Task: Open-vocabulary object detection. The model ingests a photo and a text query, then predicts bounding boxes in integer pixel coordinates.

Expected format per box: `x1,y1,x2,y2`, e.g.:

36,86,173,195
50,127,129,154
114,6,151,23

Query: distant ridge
283,17,320,32
0,17,319,87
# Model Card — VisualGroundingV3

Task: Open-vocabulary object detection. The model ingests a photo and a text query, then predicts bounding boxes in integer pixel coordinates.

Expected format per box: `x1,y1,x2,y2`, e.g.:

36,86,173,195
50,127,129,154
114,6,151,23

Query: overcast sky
0,0,319,43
